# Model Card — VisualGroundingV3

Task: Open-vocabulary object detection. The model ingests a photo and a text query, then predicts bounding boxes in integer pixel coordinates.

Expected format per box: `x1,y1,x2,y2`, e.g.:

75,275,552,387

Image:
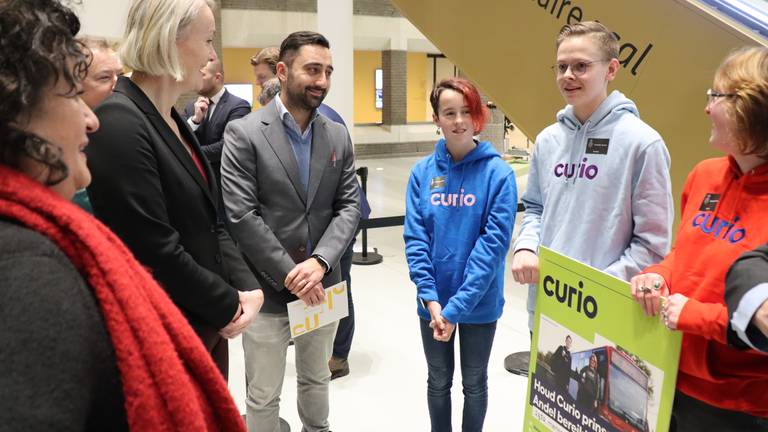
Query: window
375,68,383,109
224,84,253,107
698,0,768,39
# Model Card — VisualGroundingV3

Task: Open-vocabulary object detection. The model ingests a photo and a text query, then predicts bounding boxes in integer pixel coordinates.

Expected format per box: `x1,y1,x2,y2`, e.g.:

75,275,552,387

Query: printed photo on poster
530,314,664,432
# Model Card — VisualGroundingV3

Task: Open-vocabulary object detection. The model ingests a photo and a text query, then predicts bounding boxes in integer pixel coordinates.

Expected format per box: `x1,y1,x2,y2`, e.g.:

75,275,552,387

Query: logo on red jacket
692,212,745,244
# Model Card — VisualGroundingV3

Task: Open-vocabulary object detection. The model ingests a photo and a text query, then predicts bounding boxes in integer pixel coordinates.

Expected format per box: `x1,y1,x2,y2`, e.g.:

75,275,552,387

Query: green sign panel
524,247,682,432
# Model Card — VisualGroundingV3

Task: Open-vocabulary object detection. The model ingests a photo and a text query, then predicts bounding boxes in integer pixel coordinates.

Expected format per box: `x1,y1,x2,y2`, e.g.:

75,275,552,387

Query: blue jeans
332,239,355,359
419,318,497,432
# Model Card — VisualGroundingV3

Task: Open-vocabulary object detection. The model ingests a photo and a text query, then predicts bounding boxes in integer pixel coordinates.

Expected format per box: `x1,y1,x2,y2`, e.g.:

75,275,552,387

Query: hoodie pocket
433,259,466,304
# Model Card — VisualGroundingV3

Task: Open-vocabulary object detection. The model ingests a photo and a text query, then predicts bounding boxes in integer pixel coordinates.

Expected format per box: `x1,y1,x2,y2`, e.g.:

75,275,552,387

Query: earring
436,127,441,135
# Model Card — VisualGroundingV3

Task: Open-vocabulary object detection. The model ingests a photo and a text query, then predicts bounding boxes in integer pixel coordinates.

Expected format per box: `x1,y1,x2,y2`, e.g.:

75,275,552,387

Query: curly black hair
0,0,89,185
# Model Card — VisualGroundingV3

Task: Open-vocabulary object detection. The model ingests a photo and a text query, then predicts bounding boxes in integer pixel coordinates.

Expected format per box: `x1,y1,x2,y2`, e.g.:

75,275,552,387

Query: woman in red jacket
631,46,768,431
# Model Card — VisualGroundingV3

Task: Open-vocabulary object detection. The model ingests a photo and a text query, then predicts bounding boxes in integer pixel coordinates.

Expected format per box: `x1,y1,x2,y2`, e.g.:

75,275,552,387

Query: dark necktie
205,98,214,122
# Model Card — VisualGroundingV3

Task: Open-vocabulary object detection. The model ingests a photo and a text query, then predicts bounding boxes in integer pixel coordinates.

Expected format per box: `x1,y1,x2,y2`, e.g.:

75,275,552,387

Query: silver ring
653,281,661,291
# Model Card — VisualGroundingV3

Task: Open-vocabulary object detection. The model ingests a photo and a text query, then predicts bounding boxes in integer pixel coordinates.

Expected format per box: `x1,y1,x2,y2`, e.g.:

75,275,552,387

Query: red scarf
0,165,245,431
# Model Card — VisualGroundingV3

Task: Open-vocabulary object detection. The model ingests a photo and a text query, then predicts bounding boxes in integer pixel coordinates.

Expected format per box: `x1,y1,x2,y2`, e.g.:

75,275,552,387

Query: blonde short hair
714,46,768,157
556,21,619,60
250,46,279,74
77,36,113,52
120,0,215,81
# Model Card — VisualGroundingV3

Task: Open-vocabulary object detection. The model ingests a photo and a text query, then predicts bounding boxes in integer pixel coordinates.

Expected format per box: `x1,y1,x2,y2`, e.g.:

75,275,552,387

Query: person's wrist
311,254,329,274
426,301,441,315
754,300,768,335
232,303,243,321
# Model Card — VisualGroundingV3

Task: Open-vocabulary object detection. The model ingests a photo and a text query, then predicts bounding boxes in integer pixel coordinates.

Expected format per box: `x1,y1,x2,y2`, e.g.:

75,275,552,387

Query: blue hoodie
404,139,517,324
514,91,674,328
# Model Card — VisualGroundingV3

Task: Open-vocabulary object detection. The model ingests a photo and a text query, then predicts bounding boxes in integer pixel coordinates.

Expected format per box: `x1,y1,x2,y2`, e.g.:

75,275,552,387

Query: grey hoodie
514,91,674,327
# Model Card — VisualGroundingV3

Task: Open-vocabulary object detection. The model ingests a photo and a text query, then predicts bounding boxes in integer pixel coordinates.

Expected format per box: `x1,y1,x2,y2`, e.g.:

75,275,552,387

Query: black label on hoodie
585,138,610,155
700,193,720,211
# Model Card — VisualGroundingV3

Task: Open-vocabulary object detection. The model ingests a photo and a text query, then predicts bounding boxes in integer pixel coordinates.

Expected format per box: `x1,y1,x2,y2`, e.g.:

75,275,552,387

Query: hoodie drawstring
567,120,591,187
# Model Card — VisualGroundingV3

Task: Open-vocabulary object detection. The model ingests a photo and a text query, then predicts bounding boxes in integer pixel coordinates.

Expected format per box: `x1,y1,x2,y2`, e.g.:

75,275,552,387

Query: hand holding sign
288,281,348,338
630,272,668,317
512,249,540,284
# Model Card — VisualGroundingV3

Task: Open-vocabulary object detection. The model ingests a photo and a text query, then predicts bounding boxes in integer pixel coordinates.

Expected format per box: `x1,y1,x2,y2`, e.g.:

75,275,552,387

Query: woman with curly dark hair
0,1,245,430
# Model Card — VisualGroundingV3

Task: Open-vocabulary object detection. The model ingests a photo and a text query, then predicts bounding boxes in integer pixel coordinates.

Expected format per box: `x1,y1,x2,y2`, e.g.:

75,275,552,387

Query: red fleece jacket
645,156,768,417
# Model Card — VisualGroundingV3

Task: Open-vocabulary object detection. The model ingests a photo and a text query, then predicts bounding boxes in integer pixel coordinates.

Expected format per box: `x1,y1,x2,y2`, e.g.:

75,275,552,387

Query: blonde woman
86,0,263,376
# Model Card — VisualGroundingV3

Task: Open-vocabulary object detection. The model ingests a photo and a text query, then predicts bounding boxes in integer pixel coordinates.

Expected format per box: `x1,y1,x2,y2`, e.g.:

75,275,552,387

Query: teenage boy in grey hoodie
511,22,674,334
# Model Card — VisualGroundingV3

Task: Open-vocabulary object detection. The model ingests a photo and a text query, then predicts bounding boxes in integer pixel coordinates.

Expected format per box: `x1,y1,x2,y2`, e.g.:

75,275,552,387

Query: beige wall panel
391,0,765,218
407,53,429,122
354,51,384,124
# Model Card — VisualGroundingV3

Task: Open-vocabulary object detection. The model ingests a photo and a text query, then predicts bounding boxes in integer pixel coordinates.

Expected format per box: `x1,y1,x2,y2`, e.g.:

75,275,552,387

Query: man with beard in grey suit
221,31,359,432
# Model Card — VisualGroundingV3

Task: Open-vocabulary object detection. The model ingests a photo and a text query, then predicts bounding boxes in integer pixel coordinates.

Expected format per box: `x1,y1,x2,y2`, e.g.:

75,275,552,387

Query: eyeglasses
552,60,606,77
706,88,736,104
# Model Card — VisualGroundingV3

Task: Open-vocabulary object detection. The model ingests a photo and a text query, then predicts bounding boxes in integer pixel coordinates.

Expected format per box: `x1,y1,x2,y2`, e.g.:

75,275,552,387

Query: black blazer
222,100,360,312
0,219,127,430
726,244,768,352
182,89,251,181
86,76,258,330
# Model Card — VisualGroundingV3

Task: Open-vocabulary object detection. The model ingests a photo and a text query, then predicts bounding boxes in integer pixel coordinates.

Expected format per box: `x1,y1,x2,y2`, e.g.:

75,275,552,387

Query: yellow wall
407,52,429,122
223,47,434,123
354,51,432,124
353,51,382,124
222,47,261,110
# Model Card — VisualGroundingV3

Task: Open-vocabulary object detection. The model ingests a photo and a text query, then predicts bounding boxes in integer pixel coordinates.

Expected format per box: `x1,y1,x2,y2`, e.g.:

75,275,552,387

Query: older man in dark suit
222,31,359,432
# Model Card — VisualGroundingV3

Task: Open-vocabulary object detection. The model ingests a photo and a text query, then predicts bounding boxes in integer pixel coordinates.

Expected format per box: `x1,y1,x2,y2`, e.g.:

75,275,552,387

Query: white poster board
287,281,349,338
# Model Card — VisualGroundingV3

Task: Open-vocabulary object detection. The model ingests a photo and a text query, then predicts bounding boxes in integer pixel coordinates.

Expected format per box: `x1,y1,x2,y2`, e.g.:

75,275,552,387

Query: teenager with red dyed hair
404,77,517,431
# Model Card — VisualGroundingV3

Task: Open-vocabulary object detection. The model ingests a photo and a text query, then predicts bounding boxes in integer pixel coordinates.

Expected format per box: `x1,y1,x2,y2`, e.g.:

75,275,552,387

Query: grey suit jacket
221,99,360,313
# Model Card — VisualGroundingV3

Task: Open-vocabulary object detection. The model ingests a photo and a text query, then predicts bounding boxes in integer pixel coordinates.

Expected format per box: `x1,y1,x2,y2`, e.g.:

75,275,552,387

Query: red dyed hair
430,77,489,134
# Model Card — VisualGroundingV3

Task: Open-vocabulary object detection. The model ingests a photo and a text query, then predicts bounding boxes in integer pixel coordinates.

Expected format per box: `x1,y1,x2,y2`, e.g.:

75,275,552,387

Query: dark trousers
194,323,229,379
670,390,768,432
332,240,355,359
419,318,497,432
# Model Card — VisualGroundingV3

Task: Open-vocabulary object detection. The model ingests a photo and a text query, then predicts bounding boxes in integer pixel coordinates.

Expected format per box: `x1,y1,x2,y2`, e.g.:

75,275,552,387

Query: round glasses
706,88,736,105
552,60,607,77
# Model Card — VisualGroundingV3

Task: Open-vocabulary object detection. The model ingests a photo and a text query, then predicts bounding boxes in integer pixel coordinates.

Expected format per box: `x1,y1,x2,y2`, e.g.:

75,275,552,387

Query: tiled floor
227,155,533,431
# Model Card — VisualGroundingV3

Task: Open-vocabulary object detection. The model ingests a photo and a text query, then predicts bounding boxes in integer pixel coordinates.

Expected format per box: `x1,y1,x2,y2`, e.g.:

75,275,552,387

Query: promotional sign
288,281,349,338
524,247,682,432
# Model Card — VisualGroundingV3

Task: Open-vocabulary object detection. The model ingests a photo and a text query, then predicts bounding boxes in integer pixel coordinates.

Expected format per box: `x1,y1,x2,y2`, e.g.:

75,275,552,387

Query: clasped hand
427,301,455,342
219,289,264,339
285,258,326,307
